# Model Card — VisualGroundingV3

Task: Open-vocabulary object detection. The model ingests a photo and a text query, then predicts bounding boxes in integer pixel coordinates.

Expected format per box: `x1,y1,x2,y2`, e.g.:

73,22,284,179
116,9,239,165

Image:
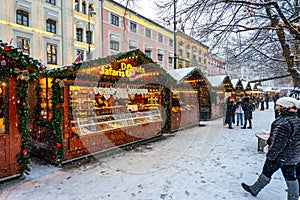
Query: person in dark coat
224,97,235,129
241,96,254,129
241,97,300,200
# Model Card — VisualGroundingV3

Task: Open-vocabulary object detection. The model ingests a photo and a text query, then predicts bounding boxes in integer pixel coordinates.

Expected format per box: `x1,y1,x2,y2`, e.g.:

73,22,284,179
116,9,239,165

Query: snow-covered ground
0,103,292,200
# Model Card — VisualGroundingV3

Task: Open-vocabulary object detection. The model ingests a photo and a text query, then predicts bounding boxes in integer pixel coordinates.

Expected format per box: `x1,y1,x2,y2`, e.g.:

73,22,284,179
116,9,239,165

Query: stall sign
99,62,145,78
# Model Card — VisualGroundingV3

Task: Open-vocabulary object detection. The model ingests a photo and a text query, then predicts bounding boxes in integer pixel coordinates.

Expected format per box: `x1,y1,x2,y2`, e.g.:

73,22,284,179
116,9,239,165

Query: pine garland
16,79,31,175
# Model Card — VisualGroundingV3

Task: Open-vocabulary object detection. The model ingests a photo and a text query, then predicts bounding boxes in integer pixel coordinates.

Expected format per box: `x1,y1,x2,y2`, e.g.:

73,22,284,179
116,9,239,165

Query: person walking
241,97,300,200
235,98,244,126
265,94,270,109
224,97,235,129
241,96,254,129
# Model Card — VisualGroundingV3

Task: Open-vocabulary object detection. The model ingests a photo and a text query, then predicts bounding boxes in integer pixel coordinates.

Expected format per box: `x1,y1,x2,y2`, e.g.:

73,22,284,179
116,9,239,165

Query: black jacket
266,112,300,165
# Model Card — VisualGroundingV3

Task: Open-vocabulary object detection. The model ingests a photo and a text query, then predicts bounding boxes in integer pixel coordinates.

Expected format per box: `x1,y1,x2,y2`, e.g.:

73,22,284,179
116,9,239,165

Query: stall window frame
0,76,9,134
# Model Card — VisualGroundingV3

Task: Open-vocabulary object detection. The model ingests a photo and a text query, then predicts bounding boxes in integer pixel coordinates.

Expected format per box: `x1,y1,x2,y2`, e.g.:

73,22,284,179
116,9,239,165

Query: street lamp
87,6,96,60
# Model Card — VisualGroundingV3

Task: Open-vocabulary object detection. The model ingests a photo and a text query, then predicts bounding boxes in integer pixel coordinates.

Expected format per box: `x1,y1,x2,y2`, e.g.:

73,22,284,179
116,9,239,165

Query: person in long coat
241,96,254,129
241,97,300,200
224,97,235,129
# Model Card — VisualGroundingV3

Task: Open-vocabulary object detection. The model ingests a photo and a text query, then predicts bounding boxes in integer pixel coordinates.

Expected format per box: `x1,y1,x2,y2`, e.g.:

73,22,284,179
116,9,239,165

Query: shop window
39,78,52,120
17,37,30,54
76,28,83,42
74,0,79,11
110,41,119,51
46,19,56,34
46,0,55,5
47,43,57,64
130,21,137,33
0,79,7,134
145,28,151,38
111,13,119,26
16,9,29,26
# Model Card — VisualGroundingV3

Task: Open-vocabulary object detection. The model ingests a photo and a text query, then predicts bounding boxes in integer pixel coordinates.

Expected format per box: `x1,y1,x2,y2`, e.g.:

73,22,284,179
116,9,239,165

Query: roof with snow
167,67,196,82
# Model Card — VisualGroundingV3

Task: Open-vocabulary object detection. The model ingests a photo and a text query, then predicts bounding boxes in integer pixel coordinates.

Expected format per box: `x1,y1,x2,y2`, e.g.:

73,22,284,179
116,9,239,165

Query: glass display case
68,83,162,136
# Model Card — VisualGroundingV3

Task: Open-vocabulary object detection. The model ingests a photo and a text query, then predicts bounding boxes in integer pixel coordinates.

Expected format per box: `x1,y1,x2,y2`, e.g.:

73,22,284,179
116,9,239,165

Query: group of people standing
224,95,255,129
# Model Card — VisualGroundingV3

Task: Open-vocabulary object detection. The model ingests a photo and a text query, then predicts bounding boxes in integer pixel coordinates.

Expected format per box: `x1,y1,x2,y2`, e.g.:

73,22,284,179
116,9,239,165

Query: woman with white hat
241,97,300,200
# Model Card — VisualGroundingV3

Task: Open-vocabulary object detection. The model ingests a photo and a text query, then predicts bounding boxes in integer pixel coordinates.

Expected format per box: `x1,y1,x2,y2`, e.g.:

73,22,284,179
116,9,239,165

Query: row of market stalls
0,40,263,181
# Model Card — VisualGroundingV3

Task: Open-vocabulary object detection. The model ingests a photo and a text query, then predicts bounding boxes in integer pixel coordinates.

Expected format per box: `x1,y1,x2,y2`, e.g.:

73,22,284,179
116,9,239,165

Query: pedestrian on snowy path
241,96,254,129
241,97,300,200
225,97,235,129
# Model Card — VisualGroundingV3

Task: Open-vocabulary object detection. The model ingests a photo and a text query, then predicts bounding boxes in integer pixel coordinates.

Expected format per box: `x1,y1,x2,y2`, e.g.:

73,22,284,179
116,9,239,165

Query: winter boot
298,178,300,196
247,120,252,129
286,180,299,200
241,174,271,196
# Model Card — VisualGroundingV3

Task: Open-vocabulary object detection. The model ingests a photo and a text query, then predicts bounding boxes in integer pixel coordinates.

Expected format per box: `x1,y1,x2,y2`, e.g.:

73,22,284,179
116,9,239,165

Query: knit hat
276,97,300,109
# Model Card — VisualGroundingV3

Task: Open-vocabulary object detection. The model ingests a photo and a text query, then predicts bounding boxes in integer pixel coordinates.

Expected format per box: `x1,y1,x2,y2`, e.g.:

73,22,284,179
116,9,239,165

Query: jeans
236,113,243,125
262,159,297,181
229,116,233,127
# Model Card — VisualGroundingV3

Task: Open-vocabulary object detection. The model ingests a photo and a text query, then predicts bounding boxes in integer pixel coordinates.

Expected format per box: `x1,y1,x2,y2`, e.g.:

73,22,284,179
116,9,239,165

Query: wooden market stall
168,67,211,128
207,75,234,119
28,49,176,164
0,40,45,181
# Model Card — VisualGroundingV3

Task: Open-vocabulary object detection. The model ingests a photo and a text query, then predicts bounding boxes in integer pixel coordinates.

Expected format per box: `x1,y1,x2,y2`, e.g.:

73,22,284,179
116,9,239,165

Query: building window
145,50,151,57
16,37,30,54
74,0,79,11
179,49,183,56
178,60,183,68
158,54,163,61
199,56,202,62
186,52,190,59
46,19,56,33
168,55,173,64
46,0,55,5
76,28,83,42
130,21,137,33
111,13,119,26
110,41,119,51
76,50,84,61
169,39,173,47
16,9,29,26
82,1,86,14
186,61,190,68
158,34,163,43
47,43,57,64
86,31,93,44
145,28,151,38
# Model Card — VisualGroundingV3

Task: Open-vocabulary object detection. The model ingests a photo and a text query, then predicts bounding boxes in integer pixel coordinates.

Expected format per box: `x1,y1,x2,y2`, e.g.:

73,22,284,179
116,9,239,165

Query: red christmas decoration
55,104,61,109
137,50,141,55
56,143,62,148
22,102,26,106
3,46,10,51
38,75,42,80
40,66,46,71
67,66,72,71
35,79,39,83
22,149,28,155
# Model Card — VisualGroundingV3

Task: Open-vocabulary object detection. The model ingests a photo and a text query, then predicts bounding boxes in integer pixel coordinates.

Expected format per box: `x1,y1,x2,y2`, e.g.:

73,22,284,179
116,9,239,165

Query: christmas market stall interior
168,67,211,128
28,49,177,165
0,40,45,181
207,75,233,119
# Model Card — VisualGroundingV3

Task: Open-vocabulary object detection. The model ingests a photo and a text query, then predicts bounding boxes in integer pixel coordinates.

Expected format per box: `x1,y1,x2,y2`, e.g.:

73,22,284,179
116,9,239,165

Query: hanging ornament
56,143,62,148
67,66,72,72
3,46,10,51
40,66,46,71
22,149,28,155
0,60,6,66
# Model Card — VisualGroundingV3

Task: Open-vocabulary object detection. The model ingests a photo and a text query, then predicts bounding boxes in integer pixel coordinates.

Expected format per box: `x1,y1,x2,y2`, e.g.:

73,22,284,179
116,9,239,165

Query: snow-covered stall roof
167,67,196,82
231,79,239,89
206,75,226,87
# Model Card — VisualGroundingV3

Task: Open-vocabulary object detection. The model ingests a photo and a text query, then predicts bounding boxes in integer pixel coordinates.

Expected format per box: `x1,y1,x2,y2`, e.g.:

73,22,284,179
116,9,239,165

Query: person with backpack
241,97,300,200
